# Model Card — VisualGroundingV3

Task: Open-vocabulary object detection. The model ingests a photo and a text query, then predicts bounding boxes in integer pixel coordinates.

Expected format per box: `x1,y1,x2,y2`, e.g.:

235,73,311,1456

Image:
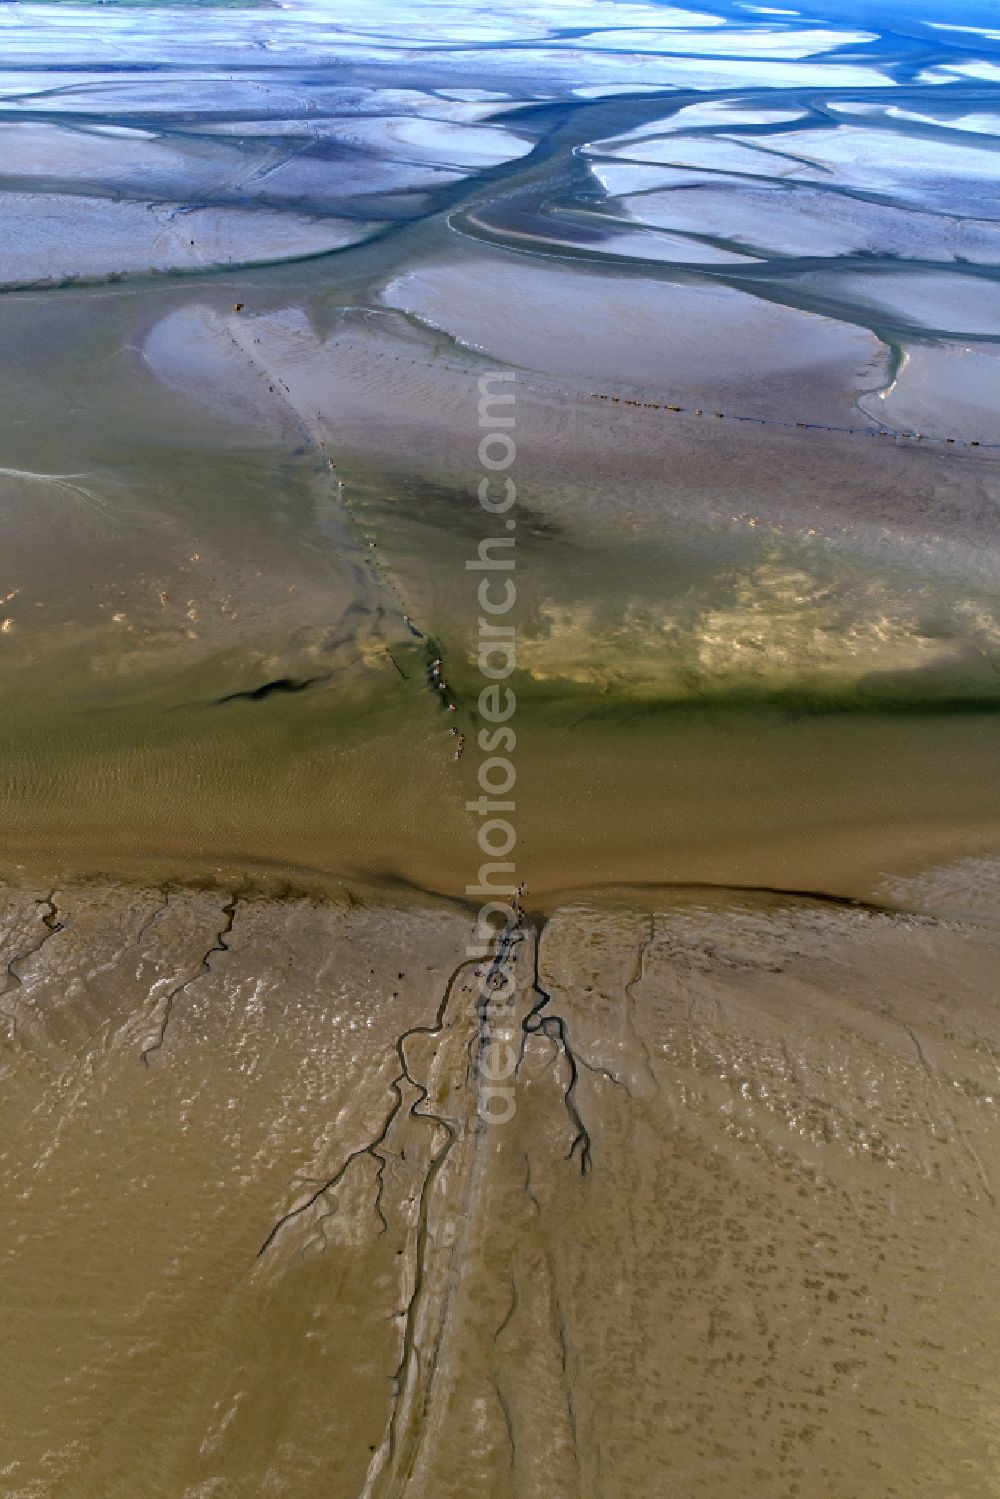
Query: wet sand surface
3,279,1000,901
2,877,999,1498
4,0,1000,1492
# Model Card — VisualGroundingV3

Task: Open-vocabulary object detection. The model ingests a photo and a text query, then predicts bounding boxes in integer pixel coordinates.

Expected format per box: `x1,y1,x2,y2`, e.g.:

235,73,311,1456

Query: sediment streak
255,901,596,1499
140,893,239,1066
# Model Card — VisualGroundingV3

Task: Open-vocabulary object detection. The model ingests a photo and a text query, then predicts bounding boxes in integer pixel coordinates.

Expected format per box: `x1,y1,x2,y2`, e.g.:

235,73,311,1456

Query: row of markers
231,312,469,765
588,393,996,450
264,335,998,454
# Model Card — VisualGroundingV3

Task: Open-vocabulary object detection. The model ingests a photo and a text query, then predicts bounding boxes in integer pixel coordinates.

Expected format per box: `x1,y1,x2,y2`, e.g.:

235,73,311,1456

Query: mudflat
3,877,999,1498
3,0,1000,1494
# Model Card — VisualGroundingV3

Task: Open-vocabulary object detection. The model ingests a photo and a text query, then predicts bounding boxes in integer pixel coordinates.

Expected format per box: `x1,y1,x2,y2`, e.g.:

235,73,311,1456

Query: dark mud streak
338,963,474,1498
493,1272,519,1479
219,314,464,756
495,1272,519,1344
126,887,173,956
519,919,593,1176
257,953,475,1257
376,920,535,1496
140,892,239,1066
381,1088,457,1489
215,675,329,705
257,1082,406,1255
260,922,525,1495
1,893,65,1031
465,910,525,1087
576,1051,634,1096
895,1021,998,1206
904,1022,933,1077
625,915,659,1097
527,880,900,917
522,1152,542,1217
553,1278,583,1489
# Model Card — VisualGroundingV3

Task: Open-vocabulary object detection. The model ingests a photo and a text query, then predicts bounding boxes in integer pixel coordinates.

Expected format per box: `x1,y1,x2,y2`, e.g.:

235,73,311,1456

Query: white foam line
0,467,92,483
0,467,104,512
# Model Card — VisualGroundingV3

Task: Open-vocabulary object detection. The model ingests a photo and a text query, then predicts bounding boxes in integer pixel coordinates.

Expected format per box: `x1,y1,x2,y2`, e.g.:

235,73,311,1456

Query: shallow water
3,0,1000,1493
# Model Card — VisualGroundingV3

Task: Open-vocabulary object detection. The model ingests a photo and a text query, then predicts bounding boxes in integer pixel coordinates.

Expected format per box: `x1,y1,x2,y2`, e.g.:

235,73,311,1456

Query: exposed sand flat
379,245,887,420
0,140,482,218
0,67,114,97
921,59,1000,84
589,118,1000,228
0,0,883,88
454,49,894,89
782,267,1000,338
879,852,1000,922
139,298,1000,686
0,193,381,286
560,25,879,56
580,111,1000,267
588,133,811,174
0,75,366,115
293,114,535,165
928,20,1000,38
0,119,235,186
586,4,724,22
594,99,809,133
144,279,886,434
0,113,530,197
510,218,762,263
608,182,1000,261
0,76,521,121
859,341,1000,443
196,100,526,134
457,189,764,263
1,877,998,1497
830,100,1000,136
586,158,746,193
731,124,1000,217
